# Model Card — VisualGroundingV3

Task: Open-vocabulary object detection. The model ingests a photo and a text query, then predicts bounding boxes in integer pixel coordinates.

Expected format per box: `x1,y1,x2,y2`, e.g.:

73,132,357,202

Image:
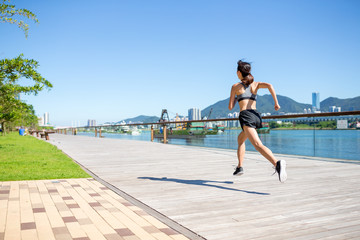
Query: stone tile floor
0,178,189,240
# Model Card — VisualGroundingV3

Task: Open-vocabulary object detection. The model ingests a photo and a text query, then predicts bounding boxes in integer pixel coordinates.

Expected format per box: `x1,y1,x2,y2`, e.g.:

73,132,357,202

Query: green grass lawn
0,132,90,181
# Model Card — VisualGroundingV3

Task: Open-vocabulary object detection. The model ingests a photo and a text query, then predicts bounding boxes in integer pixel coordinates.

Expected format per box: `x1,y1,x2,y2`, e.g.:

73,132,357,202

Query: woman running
228,60,287,182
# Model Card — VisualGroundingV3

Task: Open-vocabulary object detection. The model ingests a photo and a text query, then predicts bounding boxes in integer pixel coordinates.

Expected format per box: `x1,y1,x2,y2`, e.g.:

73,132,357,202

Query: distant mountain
121,115,159,123
321,96,360,112
116,96,360,124
201,94,313,118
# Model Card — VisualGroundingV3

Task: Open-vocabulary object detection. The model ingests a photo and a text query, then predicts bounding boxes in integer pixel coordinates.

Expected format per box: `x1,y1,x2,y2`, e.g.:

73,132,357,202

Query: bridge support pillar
151,126,154,142
163,125,167,144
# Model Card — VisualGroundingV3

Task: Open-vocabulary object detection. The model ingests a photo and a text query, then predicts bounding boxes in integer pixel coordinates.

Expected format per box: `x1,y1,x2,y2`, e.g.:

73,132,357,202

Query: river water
77,129,360,161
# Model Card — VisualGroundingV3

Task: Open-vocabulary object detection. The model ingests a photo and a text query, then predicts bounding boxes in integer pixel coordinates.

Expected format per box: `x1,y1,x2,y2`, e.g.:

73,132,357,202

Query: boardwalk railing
56,111,360,161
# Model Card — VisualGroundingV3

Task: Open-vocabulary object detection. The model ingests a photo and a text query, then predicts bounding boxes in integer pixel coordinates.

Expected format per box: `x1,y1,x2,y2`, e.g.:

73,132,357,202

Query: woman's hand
258,82,280,112
274,104,280,111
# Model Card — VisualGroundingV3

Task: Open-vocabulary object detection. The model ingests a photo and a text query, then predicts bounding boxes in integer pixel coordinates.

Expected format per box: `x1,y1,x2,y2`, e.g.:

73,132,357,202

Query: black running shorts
239,109,263,130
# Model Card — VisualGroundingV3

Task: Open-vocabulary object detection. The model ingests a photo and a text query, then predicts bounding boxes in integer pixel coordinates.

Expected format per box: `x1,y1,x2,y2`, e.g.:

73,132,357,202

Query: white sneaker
274,160,287,183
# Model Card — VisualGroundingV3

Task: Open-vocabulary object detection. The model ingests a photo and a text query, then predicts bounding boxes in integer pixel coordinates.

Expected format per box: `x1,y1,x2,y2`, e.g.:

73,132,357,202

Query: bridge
55,111,360,142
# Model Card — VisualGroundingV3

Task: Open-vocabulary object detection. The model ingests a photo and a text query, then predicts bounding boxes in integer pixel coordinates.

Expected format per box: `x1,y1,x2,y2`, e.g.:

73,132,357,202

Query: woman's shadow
138,177,269,195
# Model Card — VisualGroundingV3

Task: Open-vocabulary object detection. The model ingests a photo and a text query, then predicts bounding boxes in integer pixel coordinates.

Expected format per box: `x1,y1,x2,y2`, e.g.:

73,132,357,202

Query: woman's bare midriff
239,99,257,112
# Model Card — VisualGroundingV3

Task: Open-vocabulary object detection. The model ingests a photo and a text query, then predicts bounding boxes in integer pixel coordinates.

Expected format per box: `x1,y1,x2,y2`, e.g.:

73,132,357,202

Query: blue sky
1,0,360,126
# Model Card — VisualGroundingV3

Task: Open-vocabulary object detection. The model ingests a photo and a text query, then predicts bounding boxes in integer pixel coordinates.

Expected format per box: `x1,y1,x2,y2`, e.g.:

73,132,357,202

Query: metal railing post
95,128,97,137
99,128,102,138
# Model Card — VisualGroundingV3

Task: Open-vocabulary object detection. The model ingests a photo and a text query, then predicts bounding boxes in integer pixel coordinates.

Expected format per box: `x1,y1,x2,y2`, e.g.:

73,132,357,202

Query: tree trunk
1,122,5,135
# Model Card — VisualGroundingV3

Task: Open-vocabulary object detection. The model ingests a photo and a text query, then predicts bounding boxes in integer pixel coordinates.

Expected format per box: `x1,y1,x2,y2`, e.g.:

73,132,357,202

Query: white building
329,106,341,112
226,113,233,128
233,112,240,127
202,116,214,129
188,108,201,121
227,112,240,128
44,112,49,125
87,119,96,127
337,120,348,129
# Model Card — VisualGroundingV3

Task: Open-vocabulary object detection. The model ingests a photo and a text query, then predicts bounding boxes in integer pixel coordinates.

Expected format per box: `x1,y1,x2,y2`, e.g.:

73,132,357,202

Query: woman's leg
237,131,248,167
243,126,277,166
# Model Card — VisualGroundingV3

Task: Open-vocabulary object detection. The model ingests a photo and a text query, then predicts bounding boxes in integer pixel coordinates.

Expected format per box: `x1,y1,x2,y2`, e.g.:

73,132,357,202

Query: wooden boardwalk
49,134,360,240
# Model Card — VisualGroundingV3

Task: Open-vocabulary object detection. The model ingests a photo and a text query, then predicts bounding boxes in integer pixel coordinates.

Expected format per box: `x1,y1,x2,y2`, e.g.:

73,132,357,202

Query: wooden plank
48,134,360,240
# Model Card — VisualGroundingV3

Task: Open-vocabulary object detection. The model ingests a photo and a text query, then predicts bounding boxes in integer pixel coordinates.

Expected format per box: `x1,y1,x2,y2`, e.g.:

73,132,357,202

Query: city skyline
64,90,353,126
2,0,360,126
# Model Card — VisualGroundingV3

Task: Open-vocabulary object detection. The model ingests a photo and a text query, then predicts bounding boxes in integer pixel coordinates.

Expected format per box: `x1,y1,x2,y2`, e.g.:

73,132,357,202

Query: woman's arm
228,85,236,110
257,82,280,111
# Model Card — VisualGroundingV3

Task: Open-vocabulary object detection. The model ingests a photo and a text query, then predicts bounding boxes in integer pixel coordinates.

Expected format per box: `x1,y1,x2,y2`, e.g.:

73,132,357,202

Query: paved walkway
4,133,360,240
0,178,189,240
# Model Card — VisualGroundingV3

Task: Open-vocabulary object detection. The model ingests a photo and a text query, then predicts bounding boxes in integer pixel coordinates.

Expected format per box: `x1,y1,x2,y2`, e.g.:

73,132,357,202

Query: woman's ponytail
243,73,254,86
237,60,254,86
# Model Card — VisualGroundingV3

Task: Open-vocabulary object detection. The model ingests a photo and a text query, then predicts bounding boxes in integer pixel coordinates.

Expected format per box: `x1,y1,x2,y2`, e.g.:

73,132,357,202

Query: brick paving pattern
0,178,189,240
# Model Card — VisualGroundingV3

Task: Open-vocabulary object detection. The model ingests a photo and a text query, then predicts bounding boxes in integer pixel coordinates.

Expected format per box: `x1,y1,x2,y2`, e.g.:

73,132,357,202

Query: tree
8,104,38,130
316,120,336,130
0,0,51,134
0,54,52,134
0,95,37,132
269,121,280,129
0,0,38,38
